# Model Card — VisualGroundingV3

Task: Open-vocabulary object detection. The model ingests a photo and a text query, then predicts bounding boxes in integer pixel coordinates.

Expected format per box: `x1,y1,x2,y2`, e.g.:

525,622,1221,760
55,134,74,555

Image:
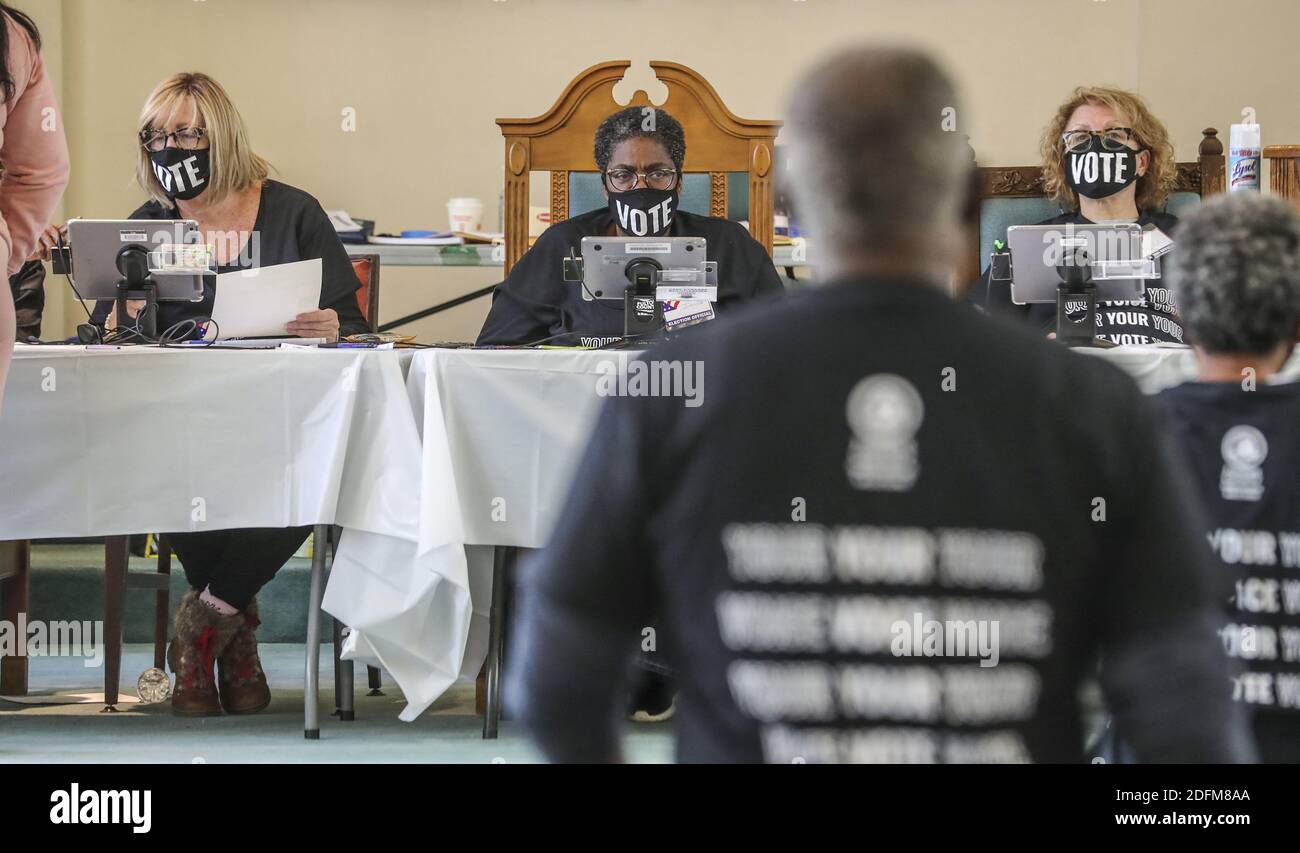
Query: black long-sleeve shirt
476,207,784,346
966,209,1182,344
1156,378,1300,763
91,179,366,336
507,278,1254,763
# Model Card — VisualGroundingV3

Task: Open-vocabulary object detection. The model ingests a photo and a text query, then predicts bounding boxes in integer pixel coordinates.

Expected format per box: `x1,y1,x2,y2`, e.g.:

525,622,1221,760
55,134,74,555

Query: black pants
166,526,311,611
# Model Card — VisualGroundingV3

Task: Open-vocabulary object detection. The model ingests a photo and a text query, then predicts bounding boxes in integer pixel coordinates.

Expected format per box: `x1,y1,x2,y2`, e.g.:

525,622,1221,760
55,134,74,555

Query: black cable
157,316,218,346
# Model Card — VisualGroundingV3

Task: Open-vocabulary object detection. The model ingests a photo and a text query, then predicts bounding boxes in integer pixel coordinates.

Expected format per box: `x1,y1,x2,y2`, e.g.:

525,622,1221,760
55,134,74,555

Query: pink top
0,14,69,277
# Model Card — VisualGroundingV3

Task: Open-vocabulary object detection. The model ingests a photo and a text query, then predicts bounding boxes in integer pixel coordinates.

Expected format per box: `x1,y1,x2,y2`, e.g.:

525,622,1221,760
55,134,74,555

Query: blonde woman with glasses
90,72,368,717
967,87,1184,346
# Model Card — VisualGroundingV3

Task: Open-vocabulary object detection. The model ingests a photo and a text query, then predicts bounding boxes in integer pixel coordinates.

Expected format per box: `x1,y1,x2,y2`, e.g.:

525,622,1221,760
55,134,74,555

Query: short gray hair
594,107,686,173
783,46,969,247
1169,193,1300,354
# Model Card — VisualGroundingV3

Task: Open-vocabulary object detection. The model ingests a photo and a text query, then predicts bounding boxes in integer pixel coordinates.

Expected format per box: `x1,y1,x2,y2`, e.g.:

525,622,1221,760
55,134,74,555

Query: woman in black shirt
477,107,783,346
109,72,364,718
967,86,1185,344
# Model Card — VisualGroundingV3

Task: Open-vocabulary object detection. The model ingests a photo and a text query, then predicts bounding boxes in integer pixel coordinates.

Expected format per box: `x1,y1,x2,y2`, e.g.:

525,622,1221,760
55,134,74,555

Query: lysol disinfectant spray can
1230,123,1262,192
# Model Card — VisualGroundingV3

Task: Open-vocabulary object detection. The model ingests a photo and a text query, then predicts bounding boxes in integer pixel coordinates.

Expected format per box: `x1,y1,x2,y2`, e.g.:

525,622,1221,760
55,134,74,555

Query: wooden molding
709,172,727,218
1173,163,1202,194
550,170,569,222
980,167,1044,198
1265,145,1300,211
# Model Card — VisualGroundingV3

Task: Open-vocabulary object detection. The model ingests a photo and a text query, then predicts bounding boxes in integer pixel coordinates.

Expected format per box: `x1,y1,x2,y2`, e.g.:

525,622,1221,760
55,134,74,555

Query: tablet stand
115,245,159,340
623,258,664,339
1055,248,1098,348
115,279,159,340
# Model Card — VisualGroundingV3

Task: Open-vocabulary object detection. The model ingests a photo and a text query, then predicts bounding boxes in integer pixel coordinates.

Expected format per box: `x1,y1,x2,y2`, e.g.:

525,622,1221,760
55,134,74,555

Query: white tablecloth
10,342,1300,722
0,344,449,718
0,345,417,538
325,349,619,719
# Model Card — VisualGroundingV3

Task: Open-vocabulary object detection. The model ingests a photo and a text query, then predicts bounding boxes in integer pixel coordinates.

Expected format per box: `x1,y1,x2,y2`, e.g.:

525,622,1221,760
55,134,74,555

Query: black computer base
1055,282,1100,348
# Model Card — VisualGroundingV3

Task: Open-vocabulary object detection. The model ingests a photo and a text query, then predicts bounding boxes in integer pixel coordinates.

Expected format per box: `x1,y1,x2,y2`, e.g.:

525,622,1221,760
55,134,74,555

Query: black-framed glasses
139,127,208,152
604,168,679,192
1062,127,1135,153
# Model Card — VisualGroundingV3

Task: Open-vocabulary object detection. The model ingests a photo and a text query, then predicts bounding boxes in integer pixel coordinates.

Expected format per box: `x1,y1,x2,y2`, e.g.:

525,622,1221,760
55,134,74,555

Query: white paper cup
447,198,484,233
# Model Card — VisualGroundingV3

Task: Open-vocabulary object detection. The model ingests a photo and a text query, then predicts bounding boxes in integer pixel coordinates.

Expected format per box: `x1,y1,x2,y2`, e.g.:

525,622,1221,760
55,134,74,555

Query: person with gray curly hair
1169,192,1300,373
1156,192,1300,763
477,105,783,348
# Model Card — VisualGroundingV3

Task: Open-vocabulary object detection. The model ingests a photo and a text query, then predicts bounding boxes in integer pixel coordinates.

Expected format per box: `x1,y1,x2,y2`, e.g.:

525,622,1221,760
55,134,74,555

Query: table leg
102,536,128,712
154,537,172,671
332,616,355,721
482,545,508,739
304,525,327,739
0,540,31,696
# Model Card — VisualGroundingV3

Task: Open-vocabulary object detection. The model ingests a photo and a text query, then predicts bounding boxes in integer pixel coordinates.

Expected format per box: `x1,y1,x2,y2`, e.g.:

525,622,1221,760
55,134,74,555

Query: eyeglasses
604,168,679,192
1062,128,1135,153
139,127,208,152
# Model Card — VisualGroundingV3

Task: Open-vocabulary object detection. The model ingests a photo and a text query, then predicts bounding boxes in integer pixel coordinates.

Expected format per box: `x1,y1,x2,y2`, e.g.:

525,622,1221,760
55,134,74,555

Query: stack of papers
454,230,504,244
210,258,323,339
368,233,464,246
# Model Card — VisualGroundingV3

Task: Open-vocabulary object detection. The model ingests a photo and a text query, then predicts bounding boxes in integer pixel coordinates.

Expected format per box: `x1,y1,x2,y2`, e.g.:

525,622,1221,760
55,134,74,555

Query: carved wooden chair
964,128,1226,284
496,60,782,273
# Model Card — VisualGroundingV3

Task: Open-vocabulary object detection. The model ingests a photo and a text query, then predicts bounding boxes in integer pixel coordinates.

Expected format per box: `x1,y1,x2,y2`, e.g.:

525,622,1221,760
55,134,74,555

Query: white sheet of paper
210,258,322,339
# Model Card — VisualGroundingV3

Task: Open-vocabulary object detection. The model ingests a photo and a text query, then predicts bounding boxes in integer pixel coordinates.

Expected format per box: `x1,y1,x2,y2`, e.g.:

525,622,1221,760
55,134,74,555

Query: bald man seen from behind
506,45,1254,764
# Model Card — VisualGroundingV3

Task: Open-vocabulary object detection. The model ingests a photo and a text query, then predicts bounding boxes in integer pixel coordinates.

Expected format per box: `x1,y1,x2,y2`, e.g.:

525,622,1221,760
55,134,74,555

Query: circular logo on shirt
846,374,925,438
1221,425,1268,470
845,374,924,492
1219,425,1268,502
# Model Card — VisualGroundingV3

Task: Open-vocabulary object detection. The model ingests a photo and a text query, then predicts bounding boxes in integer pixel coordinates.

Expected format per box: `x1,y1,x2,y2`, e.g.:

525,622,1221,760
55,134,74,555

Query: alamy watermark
595,353,704,408
0,615,105,668
891,612,1000,668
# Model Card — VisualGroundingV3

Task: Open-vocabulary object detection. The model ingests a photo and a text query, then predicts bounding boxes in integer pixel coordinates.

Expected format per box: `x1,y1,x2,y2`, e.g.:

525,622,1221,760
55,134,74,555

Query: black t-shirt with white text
508,279,1249,763
1156,379,1300,762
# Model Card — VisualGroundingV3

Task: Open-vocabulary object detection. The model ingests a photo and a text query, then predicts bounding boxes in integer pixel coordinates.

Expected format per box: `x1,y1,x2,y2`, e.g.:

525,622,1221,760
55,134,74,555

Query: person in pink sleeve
0,3,69,411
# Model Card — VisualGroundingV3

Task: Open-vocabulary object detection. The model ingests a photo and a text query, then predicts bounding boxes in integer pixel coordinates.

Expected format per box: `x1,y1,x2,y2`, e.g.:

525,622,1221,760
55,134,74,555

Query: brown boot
171,591,243,717
217,598,272,715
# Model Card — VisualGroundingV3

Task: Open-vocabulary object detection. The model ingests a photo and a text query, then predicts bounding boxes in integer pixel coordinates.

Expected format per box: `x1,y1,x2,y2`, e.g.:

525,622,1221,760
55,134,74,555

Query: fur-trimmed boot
171,590,244,716
217,597,272,714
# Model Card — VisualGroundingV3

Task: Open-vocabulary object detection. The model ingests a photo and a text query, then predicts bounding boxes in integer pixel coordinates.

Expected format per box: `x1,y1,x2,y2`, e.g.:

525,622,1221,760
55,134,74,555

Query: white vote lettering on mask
616,197,674,237
154,155,204,193
181,155,205,190
1071,151,1128,186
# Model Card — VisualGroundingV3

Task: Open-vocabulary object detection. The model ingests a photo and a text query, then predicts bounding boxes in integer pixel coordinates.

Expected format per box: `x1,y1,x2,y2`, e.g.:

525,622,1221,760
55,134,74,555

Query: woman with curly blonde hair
970,86,1187,345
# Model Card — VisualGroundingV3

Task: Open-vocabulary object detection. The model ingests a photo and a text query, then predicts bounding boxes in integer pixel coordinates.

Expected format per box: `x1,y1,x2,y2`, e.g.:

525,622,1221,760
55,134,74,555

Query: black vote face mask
149,147,211,201
608,187,676,237
1064,136,1142,200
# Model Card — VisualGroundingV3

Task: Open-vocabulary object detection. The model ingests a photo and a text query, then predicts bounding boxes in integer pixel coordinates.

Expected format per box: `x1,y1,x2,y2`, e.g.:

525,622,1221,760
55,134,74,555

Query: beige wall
22,0,1300,340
